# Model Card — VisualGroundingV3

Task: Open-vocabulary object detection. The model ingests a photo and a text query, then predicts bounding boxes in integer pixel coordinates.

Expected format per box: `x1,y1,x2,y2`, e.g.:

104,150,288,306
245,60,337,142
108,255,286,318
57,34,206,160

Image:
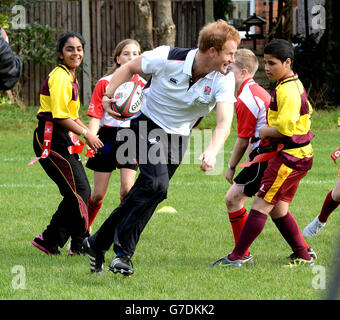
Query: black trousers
89,113,189,257
33,121,90,250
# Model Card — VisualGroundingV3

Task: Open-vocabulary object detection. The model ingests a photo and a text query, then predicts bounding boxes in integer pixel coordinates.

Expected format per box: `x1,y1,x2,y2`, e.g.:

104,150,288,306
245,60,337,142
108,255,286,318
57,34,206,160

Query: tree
136,0,154,51
267,0,293,41
155,0,176,47
136,0,176,51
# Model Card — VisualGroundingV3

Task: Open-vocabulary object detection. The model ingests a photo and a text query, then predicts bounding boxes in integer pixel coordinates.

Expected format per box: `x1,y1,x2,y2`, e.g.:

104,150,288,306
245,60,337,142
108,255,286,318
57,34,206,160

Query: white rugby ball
112,81,143,117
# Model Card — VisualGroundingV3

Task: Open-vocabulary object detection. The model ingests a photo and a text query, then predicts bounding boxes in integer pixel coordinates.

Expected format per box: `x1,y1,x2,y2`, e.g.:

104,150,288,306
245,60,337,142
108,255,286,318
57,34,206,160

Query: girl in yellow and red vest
31,32,103,255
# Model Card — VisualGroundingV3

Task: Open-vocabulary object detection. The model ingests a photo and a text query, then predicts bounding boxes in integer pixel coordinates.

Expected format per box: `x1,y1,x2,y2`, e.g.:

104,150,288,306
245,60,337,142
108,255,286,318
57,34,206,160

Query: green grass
0,103,340,300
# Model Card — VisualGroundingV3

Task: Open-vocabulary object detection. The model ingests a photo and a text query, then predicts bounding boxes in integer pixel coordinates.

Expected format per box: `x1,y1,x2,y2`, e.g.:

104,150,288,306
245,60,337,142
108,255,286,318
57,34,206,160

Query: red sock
228,207,249,256
88,197,103,227
318,191,340,223
272,212,310,260
229,209,267,261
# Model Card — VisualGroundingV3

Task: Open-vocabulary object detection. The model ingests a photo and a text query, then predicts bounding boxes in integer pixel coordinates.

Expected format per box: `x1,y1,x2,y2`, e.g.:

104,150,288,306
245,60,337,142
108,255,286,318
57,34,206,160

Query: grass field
0,103,339,301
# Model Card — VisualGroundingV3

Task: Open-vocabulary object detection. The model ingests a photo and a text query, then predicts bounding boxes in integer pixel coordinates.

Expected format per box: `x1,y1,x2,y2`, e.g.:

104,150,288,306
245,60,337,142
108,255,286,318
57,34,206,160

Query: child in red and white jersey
221,49,271,261
86,39,146,230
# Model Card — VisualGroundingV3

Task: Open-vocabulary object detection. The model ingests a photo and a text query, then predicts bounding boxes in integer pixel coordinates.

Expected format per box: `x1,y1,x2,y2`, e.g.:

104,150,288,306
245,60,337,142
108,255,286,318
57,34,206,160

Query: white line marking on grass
300,179,335,185
0,179,334,189
0,184,49,188
2,157,29,162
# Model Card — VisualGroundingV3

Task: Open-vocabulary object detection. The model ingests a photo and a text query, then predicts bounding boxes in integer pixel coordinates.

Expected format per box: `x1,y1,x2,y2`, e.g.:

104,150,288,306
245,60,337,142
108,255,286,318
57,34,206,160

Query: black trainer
32,234,60,255
108,255,134,275
82,237,105,275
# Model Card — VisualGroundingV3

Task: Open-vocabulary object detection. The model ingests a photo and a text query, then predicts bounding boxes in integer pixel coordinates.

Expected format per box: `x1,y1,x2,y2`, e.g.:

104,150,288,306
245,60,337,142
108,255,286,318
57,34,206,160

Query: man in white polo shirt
83,20,241,275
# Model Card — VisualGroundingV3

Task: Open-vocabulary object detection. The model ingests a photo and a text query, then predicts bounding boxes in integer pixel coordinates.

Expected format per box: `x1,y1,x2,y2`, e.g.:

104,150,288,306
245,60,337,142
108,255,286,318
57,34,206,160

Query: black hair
264,39,294,68
56,31,85,63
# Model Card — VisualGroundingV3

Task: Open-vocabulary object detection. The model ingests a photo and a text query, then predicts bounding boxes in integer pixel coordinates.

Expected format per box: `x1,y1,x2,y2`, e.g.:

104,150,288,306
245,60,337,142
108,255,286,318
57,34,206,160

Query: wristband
81,128,87,138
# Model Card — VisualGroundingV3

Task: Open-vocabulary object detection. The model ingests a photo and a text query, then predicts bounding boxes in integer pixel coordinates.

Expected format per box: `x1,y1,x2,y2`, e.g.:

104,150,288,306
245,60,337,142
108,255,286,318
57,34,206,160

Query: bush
7,22,57,67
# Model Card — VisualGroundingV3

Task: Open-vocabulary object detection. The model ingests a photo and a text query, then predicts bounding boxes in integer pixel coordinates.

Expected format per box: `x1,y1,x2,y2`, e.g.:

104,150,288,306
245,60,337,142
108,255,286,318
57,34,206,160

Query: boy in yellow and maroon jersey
213,39,315,268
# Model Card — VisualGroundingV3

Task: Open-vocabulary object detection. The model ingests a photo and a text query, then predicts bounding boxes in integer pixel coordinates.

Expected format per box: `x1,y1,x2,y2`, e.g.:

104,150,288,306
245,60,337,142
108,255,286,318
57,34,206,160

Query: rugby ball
111,81,143,117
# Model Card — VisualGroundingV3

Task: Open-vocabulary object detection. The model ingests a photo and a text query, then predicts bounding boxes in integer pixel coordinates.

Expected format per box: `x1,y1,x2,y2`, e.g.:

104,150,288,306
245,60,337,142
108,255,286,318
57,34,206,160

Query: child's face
264,54,292,81
116,43,140,66
58,37,84,71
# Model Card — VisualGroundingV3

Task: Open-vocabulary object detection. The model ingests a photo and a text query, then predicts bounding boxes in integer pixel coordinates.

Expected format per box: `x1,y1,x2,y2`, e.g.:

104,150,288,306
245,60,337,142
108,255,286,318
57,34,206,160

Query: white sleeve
215,71,237,103
141,45,170,75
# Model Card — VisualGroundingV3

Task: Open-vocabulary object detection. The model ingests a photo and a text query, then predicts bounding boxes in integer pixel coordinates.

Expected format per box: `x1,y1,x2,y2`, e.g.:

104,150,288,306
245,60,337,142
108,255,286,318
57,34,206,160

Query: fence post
81,0,92,106
205,0,214,23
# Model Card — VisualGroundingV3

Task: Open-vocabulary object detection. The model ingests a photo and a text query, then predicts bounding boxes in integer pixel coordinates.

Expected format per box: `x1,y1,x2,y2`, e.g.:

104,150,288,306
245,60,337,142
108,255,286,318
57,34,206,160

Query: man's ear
207,47,217,57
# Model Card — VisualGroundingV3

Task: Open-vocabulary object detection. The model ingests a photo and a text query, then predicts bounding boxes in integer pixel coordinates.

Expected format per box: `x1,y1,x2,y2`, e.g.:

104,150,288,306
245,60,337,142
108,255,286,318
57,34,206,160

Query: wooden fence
16,0,213,106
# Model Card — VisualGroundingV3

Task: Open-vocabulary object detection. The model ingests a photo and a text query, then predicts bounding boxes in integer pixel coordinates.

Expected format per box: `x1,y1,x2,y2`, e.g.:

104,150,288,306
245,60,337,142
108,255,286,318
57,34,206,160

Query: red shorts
257,155,308,204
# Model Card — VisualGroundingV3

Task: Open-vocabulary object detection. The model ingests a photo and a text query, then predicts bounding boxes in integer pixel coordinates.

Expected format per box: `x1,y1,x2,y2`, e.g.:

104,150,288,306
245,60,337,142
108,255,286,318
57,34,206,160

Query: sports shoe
82,237,105,275
32,234,60,255
302,216,326,238
210,253,254,268
108,255,134,275
284,256,316,267
287,247,317,261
